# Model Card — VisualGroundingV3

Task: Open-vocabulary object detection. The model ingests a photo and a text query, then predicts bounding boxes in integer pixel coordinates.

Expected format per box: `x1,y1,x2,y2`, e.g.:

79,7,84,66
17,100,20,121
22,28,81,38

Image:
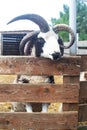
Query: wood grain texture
0,112,78,130
0,83,79,103
0,56,80,130
63,76,79,84
0,56,81,75
79,81,87,103
79,81,87,122
79,104,87,122
81,55,87,71
63,103,78,111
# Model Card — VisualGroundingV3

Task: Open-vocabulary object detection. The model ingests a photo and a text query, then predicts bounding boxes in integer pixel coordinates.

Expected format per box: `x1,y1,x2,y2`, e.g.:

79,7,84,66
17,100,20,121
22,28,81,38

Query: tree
77,0,87,40
51,0,87,41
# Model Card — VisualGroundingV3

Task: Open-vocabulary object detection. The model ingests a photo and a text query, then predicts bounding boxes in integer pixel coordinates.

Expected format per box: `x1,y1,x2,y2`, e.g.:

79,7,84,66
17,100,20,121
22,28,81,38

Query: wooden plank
0,56,81,75
78,56,87,123
77,49,87,55
77,41,87,47
79,104,87,122
64,41,87,55
0,112,78,130
63,103,78,111
79,81,87,103
81,55,87,71
63,76,79,84
79,81,87,122
64,49,87,55
64,41,87,48
63,76,79,111
0,83,79,103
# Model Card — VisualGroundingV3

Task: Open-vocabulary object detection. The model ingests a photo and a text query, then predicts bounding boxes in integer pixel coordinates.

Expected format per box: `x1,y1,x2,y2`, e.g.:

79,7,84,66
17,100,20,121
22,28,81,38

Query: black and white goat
7,13,75,112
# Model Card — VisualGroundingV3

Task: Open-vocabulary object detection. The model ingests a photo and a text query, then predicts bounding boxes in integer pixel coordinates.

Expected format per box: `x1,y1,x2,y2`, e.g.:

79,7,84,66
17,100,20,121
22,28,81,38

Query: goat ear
36,37,45,44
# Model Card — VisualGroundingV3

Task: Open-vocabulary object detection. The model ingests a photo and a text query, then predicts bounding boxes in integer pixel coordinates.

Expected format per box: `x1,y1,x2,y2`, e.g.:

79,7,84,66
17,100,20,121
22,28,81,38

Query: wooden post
69,0,77,55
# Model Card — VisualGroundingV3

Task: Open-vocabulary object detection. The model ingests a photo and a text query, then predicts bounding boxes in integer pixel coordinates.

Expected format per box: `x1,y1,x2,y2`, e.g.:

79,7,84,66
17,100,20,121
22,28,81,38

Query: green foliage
76,0,87,40
51,0,87,41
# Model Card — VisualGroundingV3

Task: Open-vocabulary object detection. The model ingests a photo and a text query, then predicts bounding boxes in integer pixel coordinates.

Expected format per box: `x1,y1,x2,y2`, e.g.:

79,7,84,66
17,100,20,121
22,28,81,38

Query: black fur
35,37,45,57
58,36,64,56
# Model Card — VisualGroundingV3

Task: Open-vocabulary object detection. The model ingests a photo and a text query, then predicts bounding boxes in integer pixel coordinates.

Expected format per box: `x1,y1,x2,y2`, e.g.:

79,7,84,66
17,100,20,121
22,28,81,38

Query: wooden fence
79,55,87,123
0,56,81,130
64,41,87,55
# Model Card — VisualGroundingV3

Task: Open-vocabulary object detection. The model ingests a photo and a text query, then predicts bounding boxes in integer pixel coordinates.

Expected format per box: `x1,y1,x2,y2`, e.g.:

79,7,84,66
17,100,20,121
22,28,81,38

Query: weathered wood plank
77,41,87,47
64,49,87,55
63,103,78,111
81,55,87,71
0,56,81,75
63,76,79,84
77,49,87,55
64,41,87,48
78,56,87,123
79,104,87,122
78,81,87,122
79,81,87,103
64,41,87,55
0,112,78,130
63,76,79,112
0,84,79,103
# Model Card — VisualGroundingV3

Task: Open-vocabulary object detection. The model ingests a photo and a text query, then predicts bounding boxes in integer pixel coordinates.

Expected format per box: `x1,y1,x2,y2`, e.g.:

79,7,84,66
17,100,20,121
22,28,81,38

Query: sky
0,0,71,31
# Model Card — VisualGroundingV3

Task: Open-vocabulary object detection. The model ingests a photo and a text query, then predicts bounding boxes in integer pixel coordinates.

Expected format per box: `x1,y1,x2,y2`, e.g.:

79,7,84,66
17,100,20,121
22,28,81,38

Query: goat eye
38,37,45,43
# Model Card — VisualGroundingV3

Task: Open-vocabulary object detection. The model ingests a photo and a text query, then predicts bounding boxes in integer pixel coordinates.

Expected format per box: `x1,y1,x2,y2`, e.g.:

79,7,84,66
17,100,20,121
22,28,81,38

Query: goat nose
52,52,61,60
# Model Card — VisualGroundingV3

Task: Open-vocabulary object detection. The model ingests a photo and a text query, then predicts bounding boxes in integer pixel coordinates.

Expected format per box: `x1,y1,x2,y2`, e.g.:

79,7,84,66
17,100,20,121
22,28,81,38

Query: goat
7,13,75,113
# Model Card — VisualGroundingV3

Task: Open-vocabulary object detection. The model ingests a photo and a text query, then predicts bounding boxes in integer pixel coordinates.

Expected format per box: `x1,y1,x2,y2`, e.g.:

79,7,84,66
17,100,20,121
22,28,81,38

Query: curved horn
7,14,50,33
53,24,75,49
24,41,32,55
19,31,39,55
